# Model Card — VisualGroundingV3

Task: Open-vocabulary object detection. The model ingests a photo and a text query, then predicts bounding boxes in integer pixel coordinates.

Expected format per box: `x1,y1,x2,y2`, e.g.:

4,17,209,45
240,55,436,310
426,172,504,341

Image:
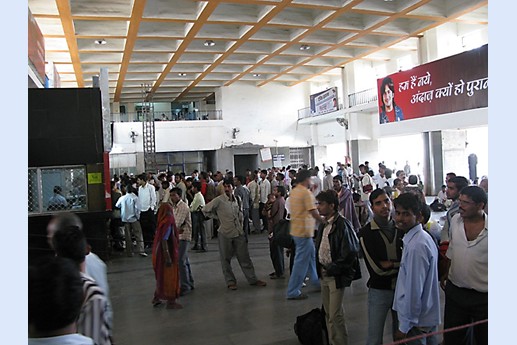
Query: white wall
111,81,314,155
111,121,227,154
379,108,488,138
219,81,312,148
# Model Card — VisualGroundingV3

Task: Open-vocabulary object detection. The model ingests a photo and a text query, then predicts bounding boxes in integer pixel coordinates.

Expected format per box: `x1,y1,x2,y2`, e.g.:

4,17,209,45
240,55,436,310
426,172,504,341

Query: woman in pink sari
152,203,182,309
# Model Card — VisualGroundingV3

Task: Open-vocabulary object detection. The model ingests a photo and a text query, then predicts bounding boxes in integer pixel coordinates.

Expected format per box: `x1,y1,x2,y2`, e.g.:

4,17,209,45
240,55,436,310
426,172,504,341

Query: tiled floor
107,219,446,345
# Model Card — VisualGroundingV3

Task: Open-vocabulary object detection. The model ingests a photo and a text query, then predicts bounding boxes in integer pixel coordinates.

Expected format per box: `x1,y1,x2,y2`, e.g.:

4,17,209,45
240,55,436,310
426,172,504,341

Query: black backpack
294,307,329,345
429,199,447,212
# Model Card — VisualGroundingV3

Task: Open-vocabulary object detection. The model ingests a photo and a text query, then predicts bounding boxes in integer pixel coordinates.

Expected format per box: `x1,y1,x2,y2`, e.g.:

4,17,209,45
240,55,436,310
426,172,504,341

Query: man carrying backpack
314,189,361,345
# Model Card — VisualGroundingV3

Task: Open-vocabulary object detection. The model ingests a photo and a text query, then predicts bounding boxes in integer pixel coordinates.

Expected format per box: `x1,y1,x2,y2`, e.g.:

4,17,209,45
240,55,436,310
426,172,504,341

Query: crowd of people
29,162,488,345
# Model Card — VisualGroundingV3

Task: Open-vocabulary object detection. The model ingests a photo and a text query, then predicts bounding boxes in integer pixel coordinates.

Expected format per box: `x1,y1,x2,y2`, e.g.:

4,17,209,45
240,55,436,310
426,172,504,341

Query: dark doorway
234,154,257,177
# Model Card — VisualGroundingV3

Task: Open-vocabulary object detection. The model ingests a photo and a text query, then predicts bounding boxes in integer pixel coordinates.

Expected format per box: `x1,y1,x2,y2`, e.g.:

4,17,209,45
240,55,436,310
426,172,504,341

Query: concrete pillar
340,66,350,109
423,131,444,196
350,140,360,174
112,102,121,122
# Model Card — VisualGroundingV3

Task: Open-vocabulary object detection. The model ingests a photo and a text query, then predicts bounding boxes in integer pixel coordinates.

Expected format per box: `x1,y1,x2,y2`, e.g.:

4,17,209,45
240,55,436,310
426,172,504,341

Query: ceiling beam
55,0,84,87
114,0,147,102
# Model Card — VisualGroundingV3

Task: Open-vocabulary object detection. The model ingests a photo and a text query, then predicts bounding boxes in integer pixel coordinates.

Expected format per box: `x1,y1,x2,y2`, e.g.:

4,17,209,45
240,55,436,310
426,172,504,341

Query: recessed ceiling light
94,39,107,45
253,73,261,77
204,40,216,47
300,44,310,51
178,73,187,77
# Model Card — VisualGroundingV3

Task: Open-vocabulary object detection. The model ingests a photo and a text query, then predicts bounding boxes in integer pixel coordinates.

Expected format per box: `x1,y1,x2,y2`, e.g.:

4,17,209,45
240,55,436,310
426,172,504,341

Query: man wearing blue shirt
392,193,441,344
47,185,68,211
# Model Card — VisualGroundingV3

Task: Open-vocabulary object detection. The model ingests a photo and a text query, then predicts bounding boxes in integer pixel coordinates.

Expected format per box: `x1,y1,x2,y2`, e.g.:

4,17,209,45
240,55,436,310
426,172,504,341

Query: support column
340,66,352,161
423,131,444,196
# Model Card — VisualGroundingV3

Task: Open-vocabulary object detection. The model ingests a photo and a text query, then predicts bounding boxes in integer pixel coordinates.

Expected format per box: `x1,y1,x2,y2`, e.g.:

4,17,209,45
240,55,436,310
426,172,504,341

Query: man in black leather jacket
315,190,360,345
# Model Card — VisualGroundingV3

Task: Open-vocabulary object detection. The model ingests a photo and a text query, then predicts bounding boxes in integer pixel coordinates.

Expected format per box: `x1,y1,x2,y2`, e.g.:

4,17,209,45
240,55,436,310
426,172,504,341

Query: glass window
28,166,88,214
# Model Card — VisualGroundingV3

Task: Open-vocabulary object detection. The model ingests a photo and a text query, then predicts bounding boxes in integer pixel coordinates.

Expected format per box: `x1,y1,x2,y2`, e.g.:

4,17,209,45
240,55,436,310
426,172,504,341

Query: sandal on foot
152,298,162,307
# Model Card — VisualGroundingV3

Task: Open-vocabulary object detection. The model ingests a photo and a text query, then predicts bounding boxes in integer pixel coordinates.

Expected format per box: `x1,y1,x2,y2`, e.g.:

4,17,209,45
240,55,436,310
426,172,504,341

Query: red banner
377,44,487,124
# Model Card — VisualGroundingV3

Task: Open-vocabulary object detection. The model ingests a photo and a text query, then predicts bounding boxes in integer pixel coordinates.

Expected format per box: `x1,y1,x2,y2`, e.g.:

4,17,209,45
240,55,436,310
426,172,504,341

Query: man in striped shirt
170,187,195,296
51,225,112,345
29,256,95,345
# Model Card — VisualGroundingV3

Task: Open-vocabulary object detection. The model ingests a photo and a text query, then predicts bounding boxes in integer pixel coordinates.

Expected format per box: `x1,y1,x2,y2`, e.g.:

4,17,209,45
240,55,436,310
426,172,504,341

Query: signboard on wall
310,87,338,116
260,148,272,162
377,44,488,124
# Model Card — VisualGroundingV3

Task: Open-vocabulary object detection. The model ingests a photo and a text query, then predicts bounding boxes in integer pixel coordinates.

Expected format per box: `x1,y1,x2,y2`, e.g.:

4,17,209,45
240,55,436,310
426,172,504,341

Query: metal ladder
141,84,157,173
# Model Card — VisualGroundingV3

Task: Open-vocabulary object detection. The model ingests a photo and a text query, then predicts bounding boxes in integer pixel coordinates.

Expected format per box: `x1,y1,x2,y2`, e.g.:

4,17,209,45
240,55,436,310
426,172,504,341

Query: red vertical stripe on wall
104,152,112,210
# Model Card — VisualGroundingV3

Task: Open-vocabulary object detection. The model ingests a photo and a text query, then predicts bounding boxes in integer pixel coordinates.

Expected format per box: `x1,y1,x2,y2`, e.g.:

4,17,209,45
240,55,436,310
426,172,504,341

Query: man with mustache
441,186,487,345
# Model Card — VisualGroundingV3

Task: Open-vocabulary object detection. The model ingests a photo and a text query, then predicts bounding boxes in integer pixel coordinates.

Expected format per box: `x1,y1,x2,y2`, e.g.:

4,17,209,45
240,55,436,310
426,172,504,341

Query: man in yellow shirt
286,169,322,300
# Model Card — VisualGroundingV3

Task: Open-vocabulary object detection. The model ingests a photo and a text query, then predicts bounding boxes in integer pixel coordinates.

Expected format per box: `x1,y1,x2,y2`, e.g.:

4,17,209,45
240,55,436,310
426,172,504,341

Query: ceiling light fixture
253,73,261,77
300,44,310,51
94,39,107,45
204,40,216,47
178,73,187,77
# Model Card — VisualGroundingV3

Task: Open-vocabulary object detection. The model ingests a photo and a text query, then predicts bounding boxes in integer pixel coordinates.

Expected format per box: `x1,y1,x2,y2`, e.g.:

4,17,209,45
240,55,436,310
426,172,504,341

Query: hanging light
94,39,107,45
253,73,261,77
204,40,216,47
178,73,187,77
300,44,310,51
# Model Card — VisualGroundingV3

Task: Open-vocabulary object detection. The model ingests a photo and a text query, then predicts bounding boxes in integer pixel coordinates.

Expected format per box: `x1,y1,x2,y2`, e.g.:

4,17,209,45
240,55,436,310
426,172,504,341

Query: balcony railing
111,110,223,122
348,88,377,108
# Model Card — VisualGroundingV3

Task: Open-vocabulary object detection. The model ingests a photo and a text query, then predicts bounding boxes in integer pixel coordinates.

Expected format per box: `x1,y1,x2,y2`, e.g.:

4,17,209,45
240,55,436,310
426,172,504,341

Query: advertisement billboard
310,87,338,116
377,44,488,124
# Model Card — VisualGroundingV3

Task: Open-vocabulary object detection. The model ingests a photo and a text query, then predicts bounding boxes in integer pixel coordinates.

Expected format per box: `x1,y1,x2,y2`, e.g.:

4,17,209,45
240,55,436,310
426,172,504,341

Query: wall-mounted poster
260,148,272,162
310,87,338,116
377,44,487,124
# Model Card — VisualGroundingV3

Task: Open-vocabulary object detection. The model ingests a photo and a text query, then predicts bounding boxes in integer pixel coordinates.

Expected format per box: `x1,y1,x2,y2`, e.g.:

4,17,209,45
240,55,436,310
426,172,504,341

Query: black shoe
287,293,308,300
191,245,199,251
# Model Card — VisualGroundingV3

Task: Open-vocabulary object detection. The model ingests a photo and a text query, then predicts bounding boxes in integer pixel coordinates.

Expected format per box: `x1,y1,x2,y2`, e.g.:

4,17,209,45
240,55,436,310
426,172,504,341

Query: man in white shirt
310,167,323,197
436,185,447,204
258,169,271,232
441,186,487,345
137,173,157,250
322,166,334,191
373,164,388,189
248,171,261,233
